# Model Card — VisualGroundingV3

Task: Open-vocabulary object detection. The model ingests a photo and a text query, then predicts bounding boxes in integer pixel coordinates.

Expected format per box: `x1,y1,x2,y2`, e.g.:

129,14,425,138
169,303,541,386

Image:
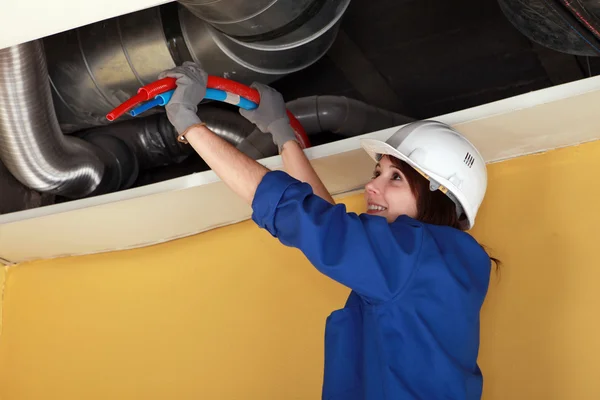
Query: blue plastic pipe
204,88,258,110
130,88,257,117
129,90,174,116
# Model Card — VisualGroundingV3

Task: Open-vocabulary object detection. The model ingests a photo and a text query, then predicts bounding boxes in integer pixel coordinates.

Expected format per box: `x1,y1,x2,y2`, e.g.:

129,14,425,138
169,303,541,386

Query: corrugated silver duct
286,96,414,136
0,41,107,198
45,0,350,134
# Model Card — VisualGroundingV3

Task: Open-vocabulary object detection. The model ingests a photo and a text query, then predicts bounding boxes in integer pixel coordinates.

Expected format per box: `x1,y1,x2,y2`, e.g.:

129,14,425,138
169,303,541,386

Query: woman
159,62,493,399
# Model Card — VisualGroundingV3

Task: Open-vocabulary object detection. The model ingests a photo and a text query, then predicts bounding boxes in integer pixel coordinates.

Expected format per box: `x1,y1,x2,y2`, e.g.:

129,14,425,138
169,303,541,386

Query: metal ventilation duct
44,0,351,133
0,39,277,202
0,41,107,198
0,0,350,205
177,0,316,38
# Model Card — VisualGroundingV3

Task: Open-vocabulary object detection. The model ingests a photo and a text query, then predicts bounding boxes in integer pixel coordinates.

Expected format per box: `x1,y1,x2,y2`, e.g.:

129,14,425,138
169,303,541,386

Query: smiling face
364,155,419,223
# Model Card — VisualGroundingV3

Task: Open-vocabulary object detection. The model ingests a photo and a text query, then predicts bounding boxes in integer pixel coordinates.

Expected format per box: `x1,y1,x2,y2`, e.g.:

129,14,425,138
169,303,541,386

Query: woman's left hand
239,83,298,151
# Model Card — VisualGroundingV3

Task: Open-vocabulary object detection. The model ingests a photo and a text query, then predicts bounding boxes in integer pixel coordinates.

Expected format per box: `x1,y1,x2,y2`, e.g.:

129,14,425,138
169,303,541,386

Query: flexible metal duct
45,0,350,133
286,96,414,136
0,41,108,198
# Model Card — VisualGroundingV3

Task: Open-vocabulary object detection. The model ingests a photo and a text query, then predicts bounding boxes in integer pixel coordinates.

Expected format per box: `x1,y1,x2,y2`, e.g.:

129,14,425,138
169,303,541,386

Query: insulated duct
286,96,414,136
79,95,409,171
80,107,277,171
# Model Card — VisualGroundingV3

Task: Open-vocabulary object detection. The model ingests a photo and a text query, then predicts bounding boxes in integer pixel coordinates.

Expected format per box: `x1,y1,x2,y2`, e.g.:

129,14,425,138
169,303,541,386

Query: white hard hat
360,120,487,230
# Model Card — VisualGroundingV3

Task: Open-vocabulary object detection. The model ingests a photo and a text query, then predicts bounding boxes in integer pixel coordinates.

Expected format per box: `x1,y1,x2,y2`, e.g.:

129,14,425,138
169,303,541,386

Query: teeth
368,204,387,211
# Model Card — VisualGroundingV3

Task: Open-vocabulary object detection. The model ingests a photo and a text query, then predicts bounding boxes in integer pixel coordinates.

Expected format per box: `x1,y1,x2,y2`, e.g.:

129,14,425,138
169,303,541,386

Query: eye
371,171,381,179
392,173,402,181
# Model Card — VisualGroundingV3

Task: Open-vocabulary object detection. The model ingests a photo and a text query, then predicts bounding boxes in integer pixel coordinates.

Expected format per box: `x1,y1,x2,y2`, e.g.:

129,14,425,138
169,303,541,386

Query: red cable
106,76,311,148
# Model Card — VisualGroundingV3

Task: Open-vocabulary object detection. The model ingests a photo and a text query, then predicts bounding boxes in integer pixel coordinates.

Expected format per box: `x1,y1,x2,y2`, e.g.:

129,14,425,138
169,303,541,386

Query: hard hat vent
464,152,475,168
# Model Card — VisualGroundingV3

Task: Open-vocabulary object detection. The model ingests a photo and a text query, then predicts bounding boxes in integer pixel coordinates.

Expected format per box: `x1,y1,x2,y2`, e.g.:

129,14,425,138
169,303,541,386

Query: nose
365,175,382,195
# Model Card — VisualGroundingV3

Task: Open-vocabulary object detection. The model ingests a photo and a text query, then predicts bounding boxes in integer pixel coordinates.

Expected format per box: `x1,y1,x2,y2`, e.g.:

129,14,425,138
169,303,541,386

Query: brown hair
388,157,462,229
387,156,501,270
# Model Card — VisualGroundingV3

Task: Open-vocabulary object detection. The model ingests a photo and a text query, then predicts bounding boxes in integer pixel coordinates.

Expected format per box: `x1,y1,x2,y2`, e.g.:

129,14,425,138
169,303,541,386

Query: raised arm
239,84,335,205
187,124,267,205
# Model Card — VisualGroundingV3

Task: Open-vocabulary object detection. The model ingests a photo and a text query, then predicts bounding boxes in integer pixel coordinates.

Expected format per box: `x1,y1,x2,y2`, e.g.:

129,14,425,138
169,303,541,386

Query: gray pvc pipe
286,95,414,136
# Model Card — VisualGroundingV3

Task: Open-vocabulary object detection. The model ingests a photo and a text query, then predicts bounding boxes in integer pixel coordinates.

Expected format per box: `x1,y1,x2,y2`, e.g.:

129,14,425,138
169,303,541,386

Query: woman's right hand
239,83,298,151
158,62,208,138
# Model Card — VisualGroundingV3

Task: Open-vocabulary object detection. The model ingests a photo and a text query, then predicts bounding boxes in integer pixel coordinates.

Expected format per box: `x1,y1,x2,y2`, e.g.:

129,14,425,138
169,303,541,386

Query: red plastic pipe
106,78,178,121
106,76,311,148
207,77,310,148
138,77,177,99
106,93,146,121
286,110,310,149
208,77,257,102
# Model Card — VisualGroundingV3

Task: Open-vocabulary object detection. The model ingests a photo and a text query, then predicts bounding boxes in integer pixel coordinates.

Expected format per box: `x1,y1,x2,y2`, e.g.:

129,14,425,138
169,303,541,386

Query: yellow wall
0,265,5,336
2,141,600,399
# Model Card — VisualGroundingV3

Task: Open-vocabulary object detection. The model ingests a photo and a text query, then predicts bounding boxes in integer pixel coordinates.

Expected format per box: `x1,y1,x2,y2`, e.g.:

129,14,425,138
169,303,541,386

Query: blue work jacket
252,171,491,400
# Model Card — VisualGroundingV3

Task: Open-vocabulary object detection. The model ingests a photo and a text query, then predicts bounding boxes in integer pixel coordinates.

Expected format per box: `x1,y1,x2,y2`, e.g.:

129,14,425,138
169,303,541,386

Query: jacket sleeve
252,171,423,302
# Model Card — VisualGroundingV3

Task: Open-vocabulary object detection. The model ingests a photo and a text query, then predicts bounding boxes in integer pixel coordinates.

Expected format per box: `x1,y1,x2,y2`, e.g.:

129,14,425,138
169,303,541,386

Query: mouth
367,203,387,214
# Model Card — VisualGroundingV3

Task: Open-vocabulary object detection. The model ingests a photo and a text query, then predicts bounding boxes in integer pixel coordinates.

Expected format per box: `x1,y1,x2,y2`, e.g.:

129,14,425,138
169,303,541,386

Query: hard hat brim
360,138,475,229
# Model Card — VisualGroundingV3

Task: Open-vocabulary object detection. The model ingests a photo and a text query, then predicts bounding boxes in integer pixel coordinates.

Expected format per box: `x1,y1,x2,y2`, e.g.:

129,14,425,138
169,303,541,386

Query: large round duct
179,0,349,80
177,0,315,38
44,7,177,133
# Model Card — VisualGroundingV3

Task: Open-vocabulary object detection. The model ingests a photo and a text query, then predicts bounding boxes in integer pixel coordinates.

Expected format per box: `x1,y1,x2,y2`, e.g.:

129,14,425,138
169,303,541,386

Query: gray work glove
158,61,208,136
239,83,297,152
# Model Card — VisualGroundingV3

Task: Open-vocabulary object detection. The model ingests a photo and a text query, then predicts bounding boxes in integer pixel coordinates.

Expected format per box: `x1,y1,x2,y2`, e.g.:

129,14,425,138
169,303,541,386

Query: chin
385,213,404,223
